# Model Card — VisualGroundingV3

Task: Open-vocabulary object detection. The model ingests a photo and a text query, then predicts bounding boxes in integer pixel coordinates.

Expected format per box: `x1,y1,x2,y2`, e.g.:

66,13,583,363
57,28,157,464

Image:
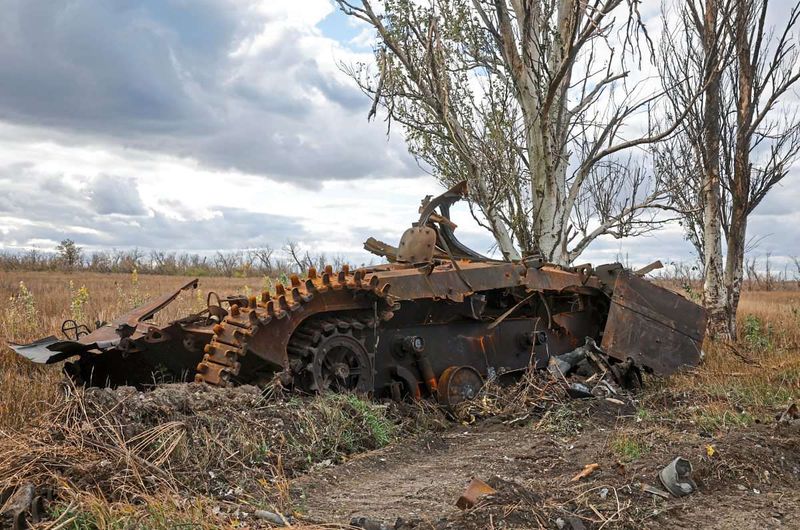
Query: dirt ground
293,400,800,529
0,379,799,529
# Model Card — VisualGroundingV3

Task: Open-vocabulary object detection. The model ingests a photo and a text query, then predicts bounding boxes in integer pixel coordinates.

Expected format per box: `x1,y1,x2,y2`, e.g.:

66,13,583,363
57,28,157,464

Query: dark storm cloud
0,0,416,182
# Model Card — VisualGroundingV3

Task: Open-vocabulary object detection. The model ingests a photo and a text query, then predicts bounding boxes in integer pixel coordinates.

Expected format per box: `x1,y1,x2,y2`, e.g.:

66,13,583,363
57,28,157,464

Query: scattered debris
549,338,595,377
0,482,49,530
254,509,291,525
456,478,497,510
566,382,594,399
556,516,588,530
659,457,697,497
571,463,600,482
641,483,672,499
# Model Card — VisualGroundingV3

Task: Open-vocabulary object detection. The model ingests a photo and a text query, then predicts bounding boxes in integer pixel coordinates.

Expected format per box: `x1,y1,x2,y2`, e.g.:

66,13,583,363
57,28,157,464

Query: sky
0,0,797,271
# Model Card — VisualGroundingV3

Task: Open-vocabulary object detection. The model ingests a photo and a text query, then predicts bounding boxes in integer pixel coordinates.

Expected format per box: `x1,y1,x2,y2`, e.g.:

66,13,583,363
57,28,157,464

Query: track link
196,265,392,387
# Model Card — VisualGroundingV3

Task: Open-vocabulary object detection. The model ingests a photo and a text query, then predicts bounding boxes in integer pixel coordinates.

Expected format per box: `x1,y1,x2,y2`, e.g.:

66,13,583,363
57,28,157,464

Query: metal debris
10,181,707,404
641,483,672,499
0,483,44,530
571,463,600,482
456,477,497,510
566,382,594,399
253,509,290,525
659,457,697,497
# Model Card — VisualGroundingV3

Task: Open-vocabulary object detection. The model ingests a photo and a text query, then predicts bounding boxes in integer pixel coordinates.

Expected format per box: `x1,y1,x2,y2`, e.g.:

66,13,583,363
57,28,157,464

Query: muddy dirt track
293,401,800,529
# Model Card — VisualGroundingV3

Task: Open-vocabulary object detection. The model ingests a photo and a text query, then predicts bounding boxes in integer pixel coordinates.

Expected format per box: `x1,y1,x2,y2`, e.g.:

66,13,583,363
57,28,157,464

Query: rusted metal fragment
438,365,483,409
601,272,707,375
117,278,198,329
10,280,217,386
456,478,496,509
397,226,436,264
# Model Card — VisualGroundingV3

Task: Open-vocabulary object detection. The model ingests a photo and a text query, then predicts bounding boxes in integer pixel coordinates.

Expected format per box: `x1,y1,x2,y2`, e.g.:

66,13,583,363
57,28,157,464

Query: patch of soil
293,402,800,529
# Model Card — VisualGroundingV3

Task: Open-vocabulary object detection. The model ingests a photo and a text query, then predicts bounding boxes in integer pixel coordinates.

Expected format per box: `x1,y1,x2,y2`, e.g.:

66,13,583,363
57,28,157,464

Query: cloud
90,176,149,216
0,165,309,251
0,0,416,184
0,0,796,270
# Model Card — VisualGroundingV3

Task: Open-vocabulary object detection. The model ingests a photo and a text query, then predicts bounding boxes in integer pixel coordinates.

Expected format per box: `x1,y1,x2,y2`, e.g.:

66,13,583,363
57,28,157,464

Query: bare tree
792,256,800,287
214,251,243,277
658,0,800,338
656,0,732,336
283,240,314,272
337,0,692,264
249,246,276,275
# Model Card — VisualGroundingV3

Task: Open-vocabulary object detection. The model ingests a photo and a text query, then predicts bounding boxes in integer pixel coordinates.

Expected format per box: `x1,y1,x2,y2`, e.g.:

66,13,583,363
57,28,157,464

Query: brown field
0,271,263,432
0,271,799,529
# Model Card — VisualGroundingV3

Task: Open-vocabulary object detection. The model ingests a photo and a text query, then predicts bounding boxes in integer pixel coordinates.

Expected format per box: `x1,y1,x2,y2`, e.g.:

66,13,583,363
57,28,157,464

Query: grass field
0,271,264,432
0,271,798,528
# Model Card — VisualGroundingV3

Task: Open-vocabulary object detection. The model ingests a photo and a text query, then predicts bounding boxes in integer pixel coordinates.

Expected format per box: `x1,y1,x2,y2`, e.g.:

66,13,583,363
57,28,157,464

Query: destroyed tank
11,182,707,406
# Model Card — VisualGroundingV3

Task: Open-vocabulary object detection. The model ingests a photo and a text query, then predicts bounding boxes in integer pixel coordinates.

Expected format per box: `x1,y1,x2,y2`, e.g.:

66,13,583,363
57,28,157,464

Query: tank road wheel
438,365,483,409
288,317,374,394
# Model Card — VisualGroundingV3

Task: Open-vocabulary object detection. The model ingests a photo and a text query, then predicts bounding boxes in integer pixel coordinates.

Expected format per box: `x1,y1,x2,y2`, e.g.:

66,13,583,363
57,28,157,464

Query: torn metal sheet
601,272,706,375
8,336,61,364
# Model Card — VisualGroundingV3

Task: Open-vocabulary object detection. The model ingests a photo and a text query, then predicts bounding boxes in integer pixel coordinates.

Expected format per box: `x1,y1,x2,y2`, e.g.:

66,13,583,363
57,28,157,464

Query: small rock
599,487,609,499
255,510,289,525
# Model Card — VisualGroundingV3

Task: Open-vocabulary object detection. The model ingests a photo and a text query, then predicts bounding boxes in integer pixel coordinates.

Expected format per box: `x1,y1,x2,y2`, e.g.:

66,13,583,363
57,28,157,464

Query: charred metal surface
601,272,707,375
11,181,707,401
11,279,218,386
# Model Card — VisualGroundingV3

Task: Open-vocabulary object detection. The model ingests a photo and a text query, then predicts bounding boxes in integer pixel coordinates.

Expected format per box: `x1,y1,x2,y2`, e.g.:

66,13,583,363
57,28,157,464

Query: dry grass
0,383,403,529
0,271,262,431
643,290,800,431
0,271,798,527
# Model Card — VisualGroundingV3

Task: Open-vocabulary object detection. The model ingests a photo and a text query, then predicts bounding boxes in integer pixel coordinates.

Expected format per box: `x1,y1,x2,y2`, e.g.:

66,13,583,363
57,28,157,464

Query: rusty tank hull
10,182,707,399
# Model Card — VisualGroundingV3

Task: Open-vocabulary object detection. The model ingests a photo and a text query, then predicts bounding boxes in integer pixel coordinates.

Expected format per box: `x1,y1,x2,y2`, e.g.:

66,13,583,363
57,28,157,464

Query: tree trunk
528,0,575,266
724,213,747,337
700,0,729,339
725,0,755,339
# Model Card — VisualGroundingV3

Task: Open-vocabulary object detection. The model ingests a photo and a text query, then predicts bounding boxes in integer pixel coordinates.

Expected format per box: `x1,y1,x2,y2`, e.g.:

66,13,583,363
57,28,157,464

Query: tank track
196,265,392,387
